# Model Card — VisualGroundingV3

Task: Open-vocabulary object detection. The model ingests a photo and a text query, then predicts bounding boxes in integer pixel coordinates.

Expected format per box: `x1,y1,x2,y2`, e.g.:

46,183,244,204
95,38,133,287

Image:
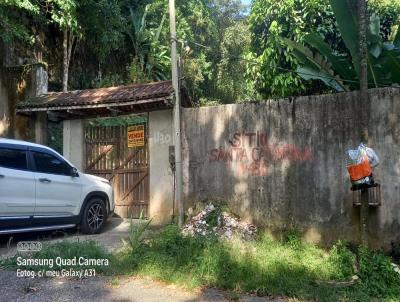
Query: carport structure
17,80,192,221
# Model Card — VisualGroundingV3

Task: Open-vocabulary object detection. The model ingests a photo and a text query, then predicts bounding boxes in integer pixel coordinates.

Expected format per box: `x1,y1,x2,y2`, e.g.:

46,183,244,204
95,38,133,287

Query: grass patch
1,226,399,302
0,240,110,273
108,224,400,302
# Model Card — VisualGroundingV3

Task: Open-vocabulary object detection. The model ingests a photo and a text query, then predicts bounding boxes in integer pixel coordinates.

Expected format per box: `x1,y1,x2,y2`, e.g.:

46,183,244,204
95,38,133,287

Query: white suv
0,138,114,235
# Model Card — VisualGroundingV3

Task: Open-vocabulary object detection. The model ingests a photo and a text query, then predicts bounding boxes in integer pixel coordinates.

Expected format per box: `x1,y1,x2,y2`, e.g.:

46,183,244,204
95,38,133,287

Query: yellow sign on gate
127,124,145,148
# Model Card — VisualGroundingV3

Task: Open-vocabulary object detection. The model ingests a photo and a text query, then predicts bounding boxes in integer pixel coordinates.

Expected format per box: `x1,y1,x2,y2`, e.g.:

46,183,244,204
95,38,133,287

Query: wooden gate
84,122,149,218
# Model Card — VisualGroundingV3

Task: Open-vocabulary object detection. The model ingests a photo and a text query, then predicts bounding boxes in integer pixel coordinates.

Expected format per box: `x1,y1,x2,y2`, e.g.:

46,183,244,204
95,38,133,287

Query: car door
30,147,83,222
0,145,35,229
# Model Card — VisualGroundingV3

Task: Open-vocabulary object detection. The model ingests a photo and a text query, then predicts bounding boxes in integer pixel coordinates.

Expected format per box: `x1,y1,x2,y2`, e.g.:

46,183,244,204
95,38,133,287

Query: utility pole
359,0,368,93
358,0,369,246
169,0,184,227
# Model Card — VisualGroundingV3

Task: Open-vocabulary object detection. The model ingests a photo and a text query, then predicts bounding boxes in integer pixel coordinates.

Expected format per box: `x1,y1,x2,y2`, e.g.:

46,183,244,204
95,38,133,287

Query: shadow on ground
0,269,286,302
0,217,130,257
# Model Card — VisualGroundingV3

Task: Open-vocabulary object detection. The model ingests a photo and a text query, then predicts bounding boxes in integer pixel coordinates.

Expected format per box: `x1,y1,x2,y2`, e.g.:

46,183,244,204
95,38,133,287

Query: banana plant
282,0,400,91
126,5,169,83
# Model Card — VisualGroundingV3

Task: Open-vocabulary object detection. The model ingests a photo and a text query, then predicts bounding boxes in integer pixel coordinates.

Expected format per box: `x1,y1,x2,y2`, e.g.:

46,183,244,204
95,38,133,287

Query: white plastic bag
365,147,379,167
347,143,379,167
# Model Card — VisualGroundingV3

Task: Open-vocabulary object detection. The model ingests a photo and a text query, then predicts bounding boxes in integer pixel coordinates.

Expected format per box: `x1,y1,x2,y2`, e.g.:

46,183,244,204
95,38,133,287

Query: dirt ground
0,269,288,302
0,218,287,302
0,217,131,258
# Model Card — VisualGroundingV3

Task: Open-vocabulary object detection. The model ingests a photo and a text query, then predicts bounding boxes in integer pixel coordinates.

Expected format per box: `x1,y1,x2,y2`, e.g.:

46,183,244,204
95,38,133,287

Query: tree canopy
2,0,400,102
247,0,400,99
283,0,400,92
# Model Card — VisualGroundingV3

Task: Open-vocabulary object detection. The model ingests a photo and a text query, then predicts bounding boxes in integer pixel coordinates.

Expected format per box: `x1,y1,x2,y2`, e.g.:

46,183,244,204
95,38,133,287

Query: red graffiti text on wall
208,132,312,176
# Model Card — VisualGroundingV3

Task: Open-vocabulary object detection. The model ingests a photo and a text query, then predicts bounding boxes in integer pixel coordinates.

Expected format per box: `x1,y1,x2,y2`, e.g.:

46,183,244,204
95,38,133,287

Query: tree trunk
62,28,69,92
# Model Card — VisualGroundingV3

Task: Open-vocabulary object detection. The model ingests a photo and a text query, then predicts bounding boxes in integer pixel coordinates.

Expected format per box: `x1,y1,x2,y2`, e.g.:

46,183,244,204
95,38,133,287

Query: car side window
0,148,28,170
32,151,71,176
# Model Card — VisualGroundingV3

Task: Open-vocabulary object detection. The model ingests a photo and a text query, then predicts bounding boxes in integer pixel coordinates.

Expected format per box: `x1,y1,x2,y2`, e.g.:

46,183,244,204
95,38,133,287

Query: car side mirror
70,167,79,177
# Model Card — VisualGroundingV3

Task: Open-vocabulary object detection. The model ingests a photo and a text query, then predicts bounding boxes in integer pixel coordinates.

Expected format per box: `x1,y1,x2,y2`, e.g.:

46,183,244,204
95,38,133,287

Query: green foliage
0,0,39,43
125,5,170,83
327,241,356,280
282,36,347,92
248,0,400,98
4,0,400,102
138,0,250,102
94,73,125,88
358,246,400,299
216,20,256,102
204,0,251,102
110,225,400,301
204,206,221,228
1,0,249,103
48,122,63,154
77,0,126,61
282,229,304,250
283,1,400,91
210,0,246,33
122,212,152,255
368,0,400,40
48,0,79,32
145,0,219,100
86,115,147,127
248,0,337,98
199,97,223,107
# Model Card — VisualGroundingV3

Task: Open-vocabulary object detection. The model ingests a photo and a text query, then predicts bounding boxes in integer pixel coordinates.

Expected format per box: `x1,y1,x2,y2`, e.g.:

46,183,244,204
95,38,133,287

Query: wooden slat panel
85,167,148,175
84,121,149,218
86,145,113,170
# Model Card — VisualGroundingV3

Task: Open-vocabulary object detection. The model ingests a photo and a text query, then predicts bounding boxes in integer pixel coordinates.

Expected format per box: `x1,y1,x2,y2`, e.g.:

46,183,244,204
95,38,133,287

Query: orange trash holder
347,160,372,181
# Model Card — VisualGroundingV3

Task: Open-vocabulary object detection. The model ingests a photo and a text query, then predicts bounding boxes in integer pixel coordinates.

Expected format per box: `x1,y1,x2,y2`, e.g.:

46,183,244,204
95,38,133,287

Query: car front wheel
80,198,106,234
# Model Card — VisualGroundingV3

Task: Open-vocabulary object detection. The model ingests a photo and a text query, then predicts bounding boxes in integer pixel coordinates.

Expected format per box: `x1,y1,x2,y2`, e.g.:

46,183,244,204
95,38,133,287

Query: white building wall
63,119,85,171
62,111,176,224
148,109,174,224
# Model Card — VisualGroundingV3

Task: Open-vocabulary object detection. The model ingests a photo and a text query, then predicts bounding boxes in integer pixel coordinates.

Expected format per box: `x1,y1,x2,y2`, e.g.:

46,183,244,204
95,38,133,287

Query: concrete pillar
63,119,85,171
30,64,48,97
149,109,174,224
34,112,47,144
0,74,10,137
32,65,48,144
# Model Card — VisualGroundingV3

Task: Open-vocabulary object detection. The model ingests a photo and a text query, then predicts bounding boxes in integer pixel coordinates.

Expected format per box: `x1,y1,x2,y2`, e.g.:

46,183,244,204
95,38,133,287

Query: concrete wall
182,88,400,249
63,119,85,171
149,109,174,224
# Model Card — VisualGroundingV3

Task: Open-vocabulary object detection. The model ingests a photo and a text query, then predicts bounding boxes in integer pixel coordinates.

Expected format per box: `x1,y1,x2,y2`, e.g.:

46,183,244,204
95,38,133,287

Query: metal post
169,0,183,227
360,188,368,246
358,0,369,246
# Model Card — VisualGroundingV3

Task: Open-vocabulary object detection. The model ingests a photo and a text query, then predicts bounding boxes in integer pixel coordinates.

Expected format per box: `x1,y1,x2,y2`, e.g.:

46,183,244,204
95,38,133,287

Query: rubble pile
182,204,257,240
